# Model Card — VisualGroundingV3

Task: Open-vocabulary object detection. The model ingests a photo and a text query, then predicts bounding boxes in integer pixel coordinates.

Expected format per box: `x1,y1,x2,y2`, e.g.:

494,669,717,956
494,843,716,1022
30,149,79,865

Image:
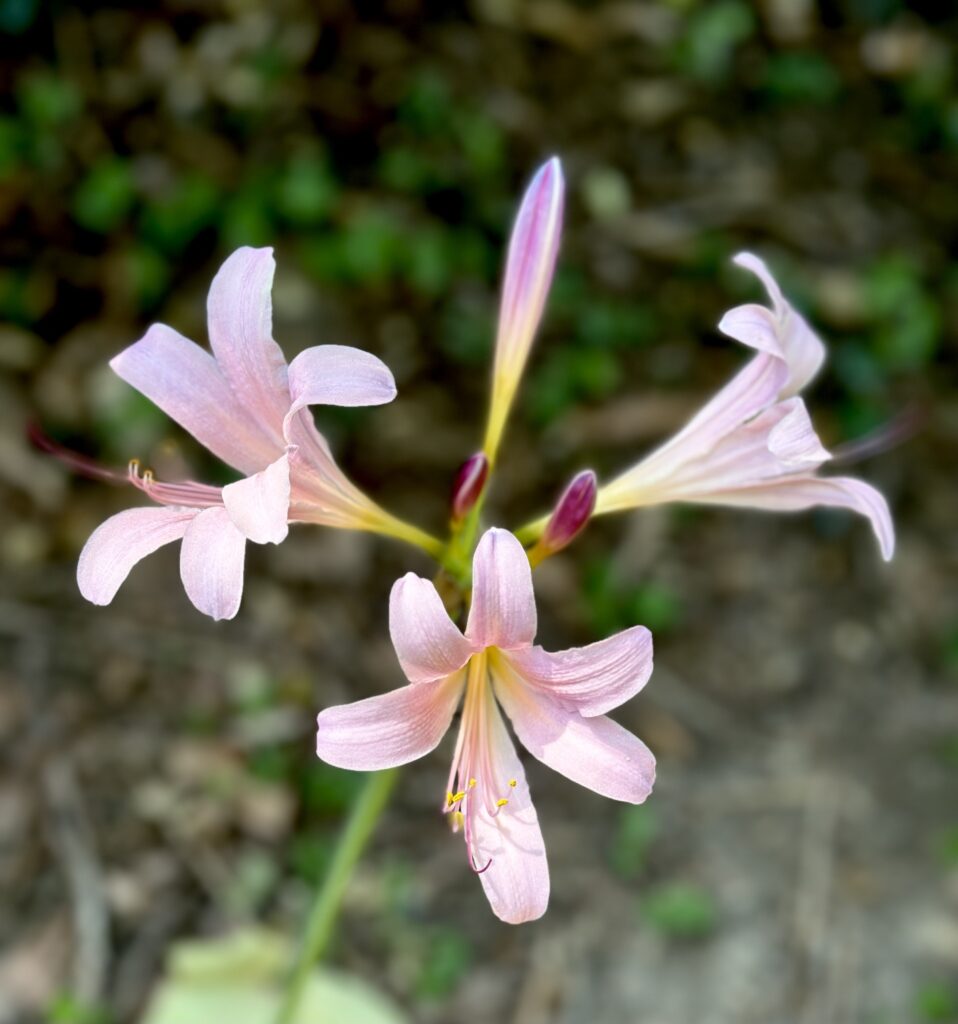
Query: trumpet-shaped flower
594,253,894,560
316,528,655,923
77,246,429,620
483,158,565,466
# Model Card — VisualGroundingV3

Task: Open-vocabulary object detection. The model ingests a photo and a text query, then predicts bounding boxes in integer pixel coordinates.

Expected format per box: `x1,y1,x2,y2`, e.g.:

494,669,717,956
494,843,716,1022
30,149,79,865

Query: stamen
470,854,493,875
495,798,509,808
469,778,477,788
508,779,517,788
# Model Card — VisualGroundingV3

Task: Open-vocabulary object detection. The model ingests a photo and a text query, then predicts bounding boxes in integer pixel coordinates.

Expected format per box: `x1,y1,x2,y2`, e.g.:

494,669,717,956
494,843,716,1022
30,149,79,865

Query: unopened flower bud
450,453,489,522
540,470,597,555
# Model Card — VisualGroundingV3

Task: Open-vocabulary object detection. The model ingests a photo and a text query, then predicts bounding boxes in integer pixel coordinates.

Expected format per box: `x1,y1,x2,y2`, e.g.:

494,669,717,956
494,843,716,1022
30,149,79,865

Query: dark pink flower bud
450,453,489,521
541,470,597,554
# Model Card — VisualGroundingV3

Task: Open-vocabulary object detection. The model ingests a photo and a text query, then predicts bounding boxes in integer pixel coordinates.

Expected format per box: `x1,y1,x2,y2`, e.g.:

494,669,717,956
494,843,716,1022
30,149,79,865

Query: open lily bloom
595,253,895,560
483,158,565,466
77,246,426,621
316,528,655,923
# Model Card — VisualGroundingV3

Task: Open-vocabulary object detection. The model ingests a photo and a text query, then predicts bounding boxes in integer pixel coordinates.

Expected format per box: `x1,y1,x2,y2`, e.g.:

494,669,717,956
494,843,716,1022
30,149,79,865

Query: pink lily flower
316,528,655,924
77,246,425,621
594,253,895,560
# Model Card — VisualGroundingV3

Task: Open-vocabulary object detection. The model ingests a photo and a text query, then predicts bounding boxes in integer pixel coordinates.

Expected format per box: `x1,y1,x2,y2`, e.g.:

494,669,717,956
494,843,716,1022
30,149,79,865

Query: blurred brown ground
0,2,956,1023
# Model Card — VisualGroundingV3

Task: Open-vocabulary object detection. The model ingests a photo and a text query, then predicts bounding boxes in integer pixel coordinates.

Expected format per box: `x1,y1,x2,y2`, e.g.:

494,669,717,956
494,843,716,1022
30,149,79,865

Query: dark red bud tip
451,453,489,521
542,470,597,553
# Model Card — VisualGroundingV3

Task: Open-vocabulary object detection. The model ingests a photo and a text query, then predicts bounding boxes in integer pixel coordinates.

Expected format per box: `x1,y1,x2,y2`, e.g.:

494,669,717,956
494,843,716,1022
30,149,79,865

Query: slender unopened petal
179,506,247,620
316,673,464,770
698,474,895,561
110,324,277,475
484,158,564,461
284,344,396,438
207,247,289,441
466,528,536,650
471,693,549,924
503,625,653,718
78,506,196,606
222,454,290,545
495,681,655,804
389,574,473,685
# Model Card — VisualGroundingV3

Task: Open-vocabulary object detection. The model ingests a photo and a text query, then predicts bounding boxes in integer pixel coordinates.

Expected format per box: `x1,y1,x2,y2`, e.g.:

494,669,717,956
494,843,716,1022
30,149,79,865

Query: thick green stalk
276,768,399,1024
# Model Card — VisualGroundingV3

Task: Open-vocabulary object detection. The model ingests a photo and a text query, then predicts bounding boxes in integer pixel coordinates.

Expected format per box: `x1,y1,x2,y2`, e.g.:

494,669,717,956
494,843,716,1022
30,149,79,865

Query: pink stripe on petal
466,529,536,650
77,506,196,606
207,247,290,442
766,398,830,465
495,682,655,805
316,673,465,771
503,625,653,718
470,694,549,925
284,344,397,439
179,506,247,620
222,454,290,545
110,324,277,475
389,574,473,685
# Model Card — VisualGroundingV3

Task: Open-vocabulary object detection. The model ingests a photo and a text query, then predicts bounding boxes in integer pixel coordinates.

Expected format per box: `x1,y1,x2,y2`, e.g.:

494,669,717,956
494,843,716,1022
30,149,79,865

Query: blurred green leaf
73,159,136,233
275,153,338,226
610,805,658,879
0,0,38,32
763,52,842,105
915,981,958,1023
415,929,472,1000
141,175,221,253
936,825,958,866
300,761,367,815
143,930,407,1024
0,116,24,176
675,0,755,81
17,70,81,125
642,882,717,939
46,995,110,1024
864,255,940,370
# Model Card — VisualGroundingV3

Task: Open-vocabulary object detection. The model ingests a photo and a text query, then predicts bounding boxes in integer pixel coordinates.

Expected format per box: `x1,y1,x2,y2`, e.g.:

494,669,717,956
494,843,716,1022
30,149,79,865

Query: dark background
1,2,956,1022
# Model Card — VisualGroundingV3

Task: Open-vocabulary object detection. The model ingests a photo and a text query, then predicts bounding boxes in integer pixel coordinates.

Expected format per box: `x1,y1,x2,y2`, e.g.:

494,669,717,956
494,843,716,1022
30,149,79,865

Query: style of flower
77,246,436,621
482,157,564,467
592,253,895,560
315,528,655,924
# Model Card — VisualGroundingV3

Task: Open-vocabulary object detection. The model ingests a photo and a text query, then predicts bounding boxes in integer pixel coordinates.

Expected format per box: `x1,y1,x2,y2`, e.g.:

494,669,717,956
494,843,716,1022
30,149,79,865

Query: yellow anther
496,798,509,808
451,811,464,830
447,789,467,806
508,779,517,788
469,778,477,788
128,458,140,472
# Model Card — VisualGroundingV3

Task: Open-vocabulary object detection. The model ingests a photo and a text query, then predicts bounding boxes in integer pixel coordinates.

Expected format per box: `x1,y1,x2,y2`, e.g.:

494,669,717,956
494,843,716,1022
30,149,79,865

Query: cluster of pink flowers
77,157,893,923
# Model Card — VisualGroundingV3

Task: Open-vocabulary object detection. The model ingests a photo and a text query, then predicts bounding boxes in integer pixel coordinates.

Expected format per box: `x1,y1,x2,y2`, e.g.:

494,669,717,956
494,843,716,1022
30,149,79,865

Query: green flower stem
276,768,399,1024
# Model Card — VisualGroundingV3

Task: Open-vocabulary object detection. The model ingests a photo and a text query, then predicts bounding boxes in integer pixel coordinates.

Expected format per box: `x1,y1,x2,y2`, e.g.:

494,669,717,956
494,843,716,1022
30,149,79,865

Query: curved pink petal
206,247,289,442
469,693,549,924
179,506,247,620
316,673,464,770
495,678,655,804
727,252,826,396
698,474,895,561
77,506,196,606
222,454,290,545
389,574,473,685
466,528,536,651
283,344,396,439
503,625,653,718
110,324,277,475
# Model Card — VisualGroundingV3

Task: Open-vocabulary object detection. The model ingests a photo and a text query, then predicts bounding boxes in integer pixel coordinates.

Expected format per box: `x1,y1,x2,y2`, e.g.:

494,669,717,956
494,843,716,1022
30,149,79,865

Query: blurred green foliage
915,982,958,1023
609,805,659,880
642,882,718,939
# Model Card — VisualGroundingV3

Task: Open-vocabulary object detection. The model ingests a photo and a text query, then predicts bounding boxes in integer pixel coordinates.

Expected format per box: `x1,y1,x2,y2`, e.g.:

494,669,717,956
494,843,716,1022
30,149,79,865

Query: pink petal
699,474,895,561
504,625,653,718
283,344,397,439
466,528,537,650
222,454,290,545
206,247,290,441
179,506,247,620
389,574,473,685
484,158,564,458
316,673,464,770
110,324,277,475
766,398,830,465
77,506,196,606
470,694,549,924
726,252,826,396
495,681,655,805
